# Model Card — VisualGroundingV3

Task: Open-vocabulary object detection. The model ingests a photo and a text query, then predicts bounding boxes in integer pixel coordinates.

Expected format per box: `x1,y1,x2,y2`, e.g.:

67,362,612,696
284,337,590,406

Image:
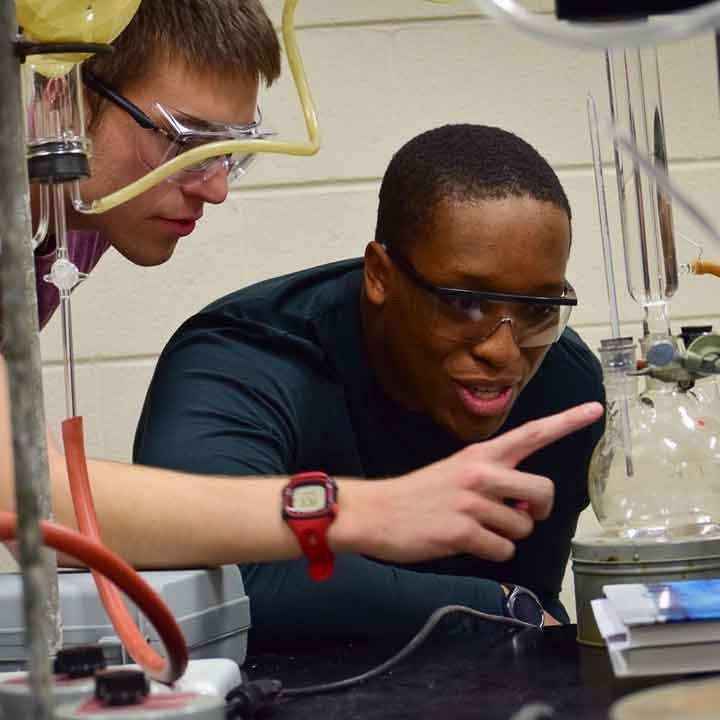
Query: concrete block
42,363,105,459
262,0,496,27
248,24,398,186
96,360,157,462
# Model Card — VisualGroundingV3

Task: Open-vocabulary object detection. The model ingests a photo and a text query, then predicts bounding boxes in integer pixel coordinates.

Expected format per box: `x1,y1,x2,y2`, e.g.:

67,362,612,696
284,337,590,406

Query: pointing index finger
482,402,604,468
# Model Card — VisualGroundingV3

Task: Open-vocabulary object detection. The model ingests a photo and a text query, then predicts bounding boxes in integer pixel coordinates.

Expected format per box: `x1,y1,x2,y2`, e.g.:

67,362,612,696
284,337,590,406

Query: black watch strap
501,583,545,628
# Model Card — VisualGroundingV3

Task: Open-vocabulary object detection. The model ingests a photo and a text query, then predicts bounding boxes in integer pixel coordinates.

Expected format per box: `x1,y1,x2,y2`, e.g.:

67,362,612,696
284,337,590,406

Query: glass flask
17,0,142,77
589,337,720,540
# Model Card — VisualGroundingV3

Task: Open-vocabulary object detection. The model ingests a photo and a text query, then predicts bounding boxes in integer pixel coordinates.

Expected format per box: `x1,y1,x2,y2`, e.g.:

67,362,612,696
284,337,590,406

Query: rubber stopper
53,645,107,678
94,669,149,706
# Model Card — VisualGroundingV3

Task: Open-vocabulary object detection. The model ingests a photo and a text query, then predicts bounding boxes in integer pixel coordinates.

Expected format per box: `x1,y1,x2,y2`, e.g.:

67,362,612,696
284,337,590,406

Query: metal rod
0,4,60,719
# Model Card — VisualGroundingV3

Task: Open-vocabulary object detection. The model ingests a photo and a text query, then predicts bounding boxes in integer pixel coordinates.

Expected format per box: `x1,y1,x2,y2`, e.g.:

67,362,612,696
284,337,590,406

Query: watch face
509,588,544,627
291,484,327,513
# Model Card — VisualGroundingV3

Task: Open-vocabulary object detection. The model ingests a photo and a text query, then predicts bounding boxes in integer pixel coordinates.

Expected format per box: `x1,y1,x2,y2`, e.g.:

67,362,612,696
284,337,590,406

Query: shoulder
157,258,364,377
204,258,362,320
549,327,601,375
529,327,603,408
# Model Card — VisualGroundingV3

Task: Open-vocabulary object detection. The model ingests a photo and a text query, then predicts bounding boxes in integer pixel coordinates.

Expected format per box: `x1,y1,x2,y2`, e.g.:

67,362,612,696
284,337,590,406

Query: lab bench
245,624,718,719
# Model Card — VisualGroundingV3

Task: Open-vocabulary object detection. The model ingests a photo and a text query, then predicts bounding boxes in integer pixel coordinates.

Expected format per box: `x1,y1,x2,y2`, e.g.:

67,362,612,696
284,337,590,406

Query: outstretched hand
347,401,604,564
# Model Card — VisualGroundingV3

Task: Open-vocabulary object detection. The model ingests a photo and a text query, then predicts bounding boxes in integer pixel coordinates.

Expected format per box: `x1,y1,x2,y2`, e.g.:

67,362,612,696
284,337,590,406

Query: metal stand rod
0,3,60,718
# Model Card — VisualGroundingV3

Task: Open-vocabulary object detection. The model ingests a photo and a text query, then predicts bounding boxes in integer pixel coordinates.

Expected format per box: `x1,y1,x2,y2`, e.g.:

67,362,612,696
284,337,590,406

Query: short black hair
375,124,571,252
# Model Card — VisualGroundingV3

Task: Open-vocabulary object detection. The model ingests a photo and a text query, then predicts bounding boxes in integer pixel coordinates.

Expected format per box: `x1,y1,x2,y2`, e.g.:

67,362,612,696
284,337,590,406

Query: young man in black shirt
133,125,605,650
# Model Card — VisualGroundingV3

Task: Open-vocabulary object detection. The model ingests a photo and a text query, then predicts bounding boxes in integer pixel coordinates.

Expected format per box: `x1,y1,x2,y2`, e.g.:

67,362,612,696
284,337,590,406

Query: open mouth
455,383,515,417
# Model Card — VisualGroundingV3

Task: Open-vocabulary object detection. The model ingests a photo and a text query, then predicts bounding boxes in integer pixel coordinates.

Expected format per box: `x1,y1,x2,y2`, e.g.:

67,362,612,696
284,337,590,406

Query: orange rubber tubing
692,259,720,278
61,416,187,684
0,510,188,683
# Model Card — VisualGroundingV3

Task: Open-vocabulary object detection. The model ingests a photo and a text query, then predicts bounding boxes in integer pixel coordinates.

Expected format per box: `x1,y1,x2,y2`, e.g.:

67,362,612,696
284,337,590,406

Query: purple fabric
35,230,111,330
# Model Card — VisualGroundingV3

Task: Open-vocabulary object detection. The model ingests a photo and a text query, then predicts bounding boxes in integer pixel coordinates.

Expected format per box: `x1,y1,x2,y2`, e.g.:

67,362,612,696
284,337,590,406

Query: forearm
2,358,367,567
245,554,507,651
55,459,294,567
40,453,378,569
1,402,438,570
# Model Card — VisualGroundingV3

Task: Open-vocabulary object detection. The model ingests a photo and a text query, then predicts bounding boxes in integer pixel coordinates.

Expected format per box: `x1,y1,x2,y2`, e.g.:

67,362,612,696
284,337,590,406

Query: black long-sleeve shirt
134,259,604,651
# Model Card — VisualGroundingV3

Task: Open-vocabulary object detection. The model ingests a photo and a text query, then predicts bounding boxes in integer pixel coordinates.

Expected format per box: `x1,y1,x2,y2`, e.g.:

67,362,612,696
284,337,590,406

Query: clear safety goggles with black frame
82,70,276,186
386,245,577,349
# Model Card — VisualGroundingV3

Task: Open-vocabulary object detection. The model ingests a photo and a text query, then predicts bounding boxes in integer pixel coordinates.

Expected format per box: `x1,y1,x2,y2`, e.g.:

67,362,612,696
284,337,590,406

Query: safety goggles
82,70,275,186
387,247,577,349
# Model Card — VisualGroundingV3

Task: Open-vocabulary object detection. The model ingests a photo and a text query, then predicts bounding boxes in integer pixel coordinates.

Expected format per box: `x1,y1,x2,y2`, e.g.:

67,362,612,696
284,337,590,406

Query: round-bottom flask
589,337,720,540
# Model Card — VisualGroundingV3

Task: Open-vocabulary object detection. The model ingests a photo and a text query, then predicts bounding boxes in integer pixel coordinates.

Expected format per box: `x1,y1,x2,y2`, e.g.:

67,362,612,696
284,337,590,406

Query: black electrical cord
280,604,535,698
224,605,544,718
225,602,539,719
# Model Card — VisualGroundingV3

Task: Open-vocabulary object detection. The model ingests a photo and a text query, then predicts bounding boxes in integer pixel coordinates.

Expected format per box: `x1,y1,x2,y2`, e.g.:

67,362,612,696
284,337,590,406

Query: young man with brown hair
34,0,281,327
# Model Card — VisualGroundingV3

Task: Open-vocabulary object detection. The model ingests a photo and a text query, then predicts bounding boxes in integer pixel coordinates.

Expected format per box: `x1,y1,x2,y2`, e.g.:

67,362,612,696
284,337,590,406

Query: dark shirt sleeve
245,556,509,651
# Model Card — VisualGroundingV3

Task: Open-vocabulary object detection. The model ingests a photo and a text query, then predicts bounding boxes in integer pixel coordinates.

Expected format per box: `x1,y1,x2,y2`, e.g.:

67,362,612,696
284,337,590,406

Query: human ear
363,241,392,307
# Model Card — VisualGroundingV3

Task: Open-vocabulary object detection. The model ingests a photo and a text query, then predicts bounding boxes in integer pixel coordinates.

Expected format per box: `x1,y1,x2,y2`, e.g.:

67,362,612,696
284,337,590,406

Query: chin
459,421,504,444
114,237,178,267
445,408,512,444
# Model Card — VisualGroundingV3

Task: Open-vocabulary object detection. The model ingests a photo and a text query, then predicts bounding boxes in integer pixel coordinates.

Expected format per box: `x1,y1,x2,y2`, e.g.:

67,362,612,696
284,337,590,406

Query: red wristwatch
282,471,338,582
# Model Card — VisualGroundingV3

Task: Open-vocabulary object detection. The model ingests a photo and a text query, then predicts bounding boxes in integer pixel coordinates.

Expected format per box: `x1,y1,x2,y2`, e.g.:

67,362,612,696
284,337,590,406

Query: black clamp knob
53,645,107,679
95,669,149,706
680,325,713,348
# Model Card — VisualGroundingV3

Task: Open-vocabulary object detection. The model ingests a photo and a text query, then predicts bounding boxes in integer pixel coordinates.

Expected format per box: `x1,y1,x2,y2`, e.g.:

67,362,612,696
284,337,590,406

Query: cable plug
226,678,283,719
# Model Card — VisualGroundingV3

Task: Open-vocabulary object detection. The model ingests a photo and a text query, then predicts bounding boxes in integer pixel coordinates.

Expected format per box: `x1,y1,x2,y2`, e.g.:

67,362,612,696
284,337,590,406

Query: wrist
282,472,338,581
327,479,377,556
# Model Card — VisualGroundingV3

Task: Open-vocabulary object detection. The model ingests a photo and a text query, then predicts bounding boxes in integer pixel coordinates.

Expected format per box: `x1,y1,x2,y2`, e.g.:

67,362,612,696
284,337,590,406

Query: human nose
181,165,229,205
468,317,522,366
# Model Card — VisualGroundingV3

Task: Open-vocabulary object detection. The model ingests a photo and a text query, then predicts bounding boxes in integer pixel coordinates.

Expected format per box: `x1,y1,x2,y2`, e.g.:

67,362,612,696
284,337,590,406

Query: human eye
149,125,182,158
442,293,487,322
521,303,558,326
171,136,228,172
175,136,209,155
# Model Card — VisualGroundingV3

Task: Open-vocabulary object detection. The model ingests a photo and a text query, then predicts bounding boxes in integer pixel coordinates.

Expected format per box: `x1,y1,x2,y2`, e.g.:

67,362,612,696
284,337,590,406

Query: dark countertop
244,625,718,719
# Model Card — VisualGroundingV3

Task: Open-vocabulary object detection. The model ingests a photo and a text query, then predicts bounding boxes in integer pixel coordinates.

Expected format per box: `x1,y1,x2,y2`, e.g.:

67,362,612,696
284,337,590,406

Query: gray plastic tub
0,566,250,671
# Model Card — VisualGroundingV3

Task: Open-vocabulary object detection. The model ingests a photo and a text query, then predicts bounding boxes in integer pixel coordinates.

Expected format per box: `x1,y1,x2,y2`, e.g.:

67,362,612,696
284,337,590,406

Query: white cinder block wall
36,2,720,619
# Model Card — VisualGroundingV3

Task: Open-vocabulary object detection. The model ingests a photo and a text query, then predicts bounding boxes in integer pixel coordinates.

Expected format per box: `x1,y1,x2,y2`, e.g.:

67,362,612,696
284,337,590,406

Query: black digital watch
501,583,545,628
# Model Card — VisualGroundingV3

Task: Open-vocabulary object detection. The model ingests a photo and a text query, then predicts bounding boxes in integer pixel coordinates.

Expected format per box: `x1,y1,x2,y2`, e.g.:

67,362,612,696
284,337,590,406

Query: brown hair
85,0,281,118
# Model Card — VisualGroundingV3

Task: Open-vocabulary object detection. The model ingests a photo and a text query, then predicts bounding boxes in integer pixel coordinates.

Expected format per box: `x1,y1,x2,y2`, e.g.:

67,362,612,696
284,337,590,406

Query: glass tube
606,47,678,338
31,184,49,250
587,94,621,339
50,183,78,419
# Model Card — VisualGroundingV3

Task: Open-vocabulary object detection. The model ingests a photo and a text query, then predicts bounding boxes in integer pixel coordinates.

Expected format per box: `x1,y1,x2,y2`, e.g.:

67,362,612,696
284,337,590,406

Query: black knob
680,325,713,348
95,669,149,706
53,645,106,678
